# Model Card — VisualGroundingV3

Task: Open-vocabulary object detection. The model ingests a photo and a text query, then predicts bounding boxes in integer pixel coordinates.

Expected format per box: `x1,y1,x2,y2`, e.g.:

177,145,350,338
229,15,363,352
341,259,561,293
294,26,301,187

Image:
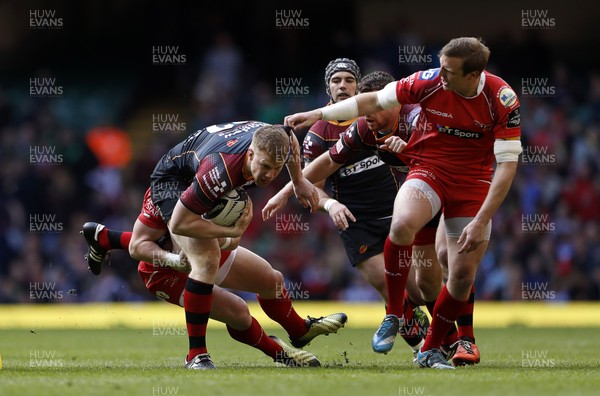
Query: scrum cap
324,58,361,96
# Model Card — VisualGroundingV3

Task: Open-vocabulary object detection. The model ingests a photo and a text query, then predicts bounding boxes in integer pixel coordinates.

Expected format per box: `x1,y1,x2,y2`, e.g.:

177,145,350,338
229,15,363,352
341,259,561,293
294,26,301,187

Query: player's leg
418,217,489,369
219,247,347,348
81,222,133,274
373,178,439,354
169,231,220,369
138,262,318,367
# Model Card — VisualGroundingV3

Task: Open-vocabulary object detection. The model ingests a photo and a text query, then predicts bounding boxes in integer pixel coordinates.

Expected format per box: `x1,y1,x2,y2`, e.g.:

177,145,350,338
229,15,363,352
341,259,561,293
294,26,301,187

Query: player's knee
128,240,142,261
448,267,475,292
436,245,448,269
223,296,252,330
389,218,416,245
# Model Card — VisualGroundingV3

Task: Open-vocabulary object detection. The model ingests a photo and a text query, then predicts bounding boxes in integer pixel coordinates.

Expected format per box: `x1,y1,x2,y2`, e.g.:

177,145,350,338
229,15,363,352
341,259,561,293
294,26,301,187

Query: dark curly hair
357,71,395,93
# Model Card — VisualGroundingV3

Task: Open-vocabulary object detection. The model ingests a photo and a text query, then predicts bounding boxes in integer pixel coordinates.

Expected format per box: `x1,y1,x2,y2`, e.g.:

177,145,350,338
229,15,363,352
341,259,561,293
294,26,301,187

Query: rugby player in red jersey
284,37,522,369
265,70,454,359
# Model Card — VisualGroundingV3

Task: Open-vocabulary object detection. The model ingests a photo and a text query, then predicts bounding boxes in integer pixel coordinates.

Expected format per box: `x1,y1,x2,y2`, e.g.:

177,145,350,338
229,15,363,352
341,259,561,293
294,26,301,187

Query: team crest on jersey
419,68,440,80
498,86,517,108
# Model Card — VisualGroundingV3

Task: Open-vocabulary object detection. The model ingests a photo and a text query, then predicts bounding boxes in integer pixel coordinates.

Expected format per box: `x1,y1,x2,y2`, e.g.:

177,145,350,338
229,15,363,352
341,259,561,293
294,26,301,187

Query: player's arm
170,197,253,239
458,138,521,253
129,219,170,263
285,132,319,211
285,87,397,130
262,152,344,220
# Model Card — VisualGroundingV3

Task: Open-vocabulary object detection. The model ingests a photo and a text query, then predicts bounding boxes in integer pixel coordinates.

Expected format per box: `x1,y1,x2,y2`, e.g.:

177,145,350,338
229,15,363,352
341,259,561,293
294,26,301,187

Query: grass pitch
1,327,599,396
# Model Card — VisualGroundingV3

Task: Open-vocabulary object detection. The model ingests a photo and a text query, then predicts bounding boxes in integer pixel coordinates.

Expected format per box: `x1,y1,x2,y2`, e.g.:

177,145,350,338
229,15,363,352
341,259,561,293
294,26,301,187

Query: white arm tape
494,139,522,162
320,98,358,121
376,81,400,110
323,198,338,213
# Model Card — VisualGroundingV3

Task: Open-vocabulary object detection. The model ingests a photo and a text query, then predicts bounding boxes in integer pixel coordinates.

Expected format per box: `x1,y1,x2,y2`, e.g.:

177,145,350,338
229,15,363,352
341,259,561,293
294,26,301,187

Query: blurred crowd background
1,1,599,304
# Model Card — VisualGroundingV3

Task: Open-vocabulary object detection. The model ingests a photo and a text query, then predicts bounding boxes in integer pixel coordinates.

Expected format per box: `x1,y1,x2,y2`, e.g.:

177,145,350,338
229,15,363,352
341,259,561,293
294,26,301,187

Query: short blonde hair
252,125,290,163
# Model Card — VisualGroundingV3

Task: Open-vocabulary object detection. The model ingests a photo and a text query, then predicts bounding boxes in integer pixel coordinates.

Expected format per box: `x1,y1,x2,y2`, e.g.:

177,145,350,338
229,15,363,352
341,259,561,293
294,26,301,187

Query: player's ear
247,147,254,160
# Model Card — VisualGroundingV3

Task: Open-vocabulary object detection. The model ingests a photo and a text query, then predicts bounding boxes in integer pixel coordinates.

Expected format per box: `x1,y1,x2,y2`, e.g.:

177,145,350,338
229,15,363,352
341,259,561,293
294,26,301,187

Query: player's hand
379,136,407,153
284,110,323,131
262,191,290,220
230,197,253,237
457,218,487,254
292,177,319,213
177,252,192,274
327,201,356,230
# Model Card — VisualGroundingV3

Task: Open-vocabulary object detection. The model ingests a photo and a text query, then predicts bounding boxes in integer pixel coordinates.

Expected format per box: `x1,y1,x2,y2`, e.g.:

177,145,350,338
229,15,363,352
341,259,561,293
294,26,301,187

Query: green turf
1,327,598,396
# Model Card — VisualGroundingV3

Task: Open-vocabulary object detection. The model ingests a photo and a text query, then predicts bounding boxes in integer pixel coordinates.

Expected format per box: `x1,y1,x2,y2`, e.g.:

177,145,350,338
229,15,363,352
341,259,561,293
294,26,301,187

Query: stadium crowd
1,12,599,304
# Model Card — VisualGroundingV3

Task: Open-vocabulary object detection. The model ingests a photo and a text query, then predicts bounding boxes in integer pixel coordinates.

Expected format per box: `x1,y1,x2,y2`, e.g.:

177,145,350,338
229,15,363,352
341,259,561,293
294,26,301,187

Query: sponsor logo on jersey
425,108,453,118
202,166,228,197
338,155,385,177
226,139,238,147
419,68,440,80
437,125,483,139
507,107,521,128
498,86,518,108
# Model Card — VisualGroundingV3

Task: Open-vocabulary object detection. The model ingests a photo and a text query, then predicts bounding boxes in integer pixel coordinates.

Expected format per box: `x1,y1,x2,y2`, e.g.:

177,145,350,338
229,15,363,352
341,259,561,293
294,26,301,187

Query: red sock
457,285,475,342
98,228,132,250
422,285,467,351
226,317,281,359
257,291,307,340
184,278,213,360
425,298,458,345
384,237,412,316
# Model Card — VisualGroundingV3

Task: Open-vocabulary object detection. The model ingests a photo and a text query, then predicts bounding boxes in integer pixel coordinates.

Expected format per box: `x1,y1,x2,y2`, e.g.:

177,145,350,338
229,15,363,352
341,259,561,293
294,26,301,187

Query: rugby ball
202,188,248,227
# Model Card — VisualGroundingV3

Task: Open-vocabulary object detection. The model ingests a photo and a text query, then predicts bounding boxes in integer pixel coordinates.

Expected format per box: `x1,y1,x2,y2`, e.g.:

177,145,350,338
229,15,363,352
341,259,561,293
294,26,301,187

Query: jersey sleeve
180,153,232,216
395,69,440,104
329,119,370,164
492,85,522,140
302,127,328,164
137,188,168,230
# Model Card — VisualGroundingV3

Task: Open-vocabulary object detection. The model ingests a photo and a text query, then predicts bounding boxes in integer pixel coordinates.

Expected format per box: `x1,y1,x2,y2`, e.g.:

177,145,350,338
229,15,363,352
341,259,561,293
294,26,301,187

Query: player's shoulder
400,68,441,86
309,119,351,141
483,71,520,110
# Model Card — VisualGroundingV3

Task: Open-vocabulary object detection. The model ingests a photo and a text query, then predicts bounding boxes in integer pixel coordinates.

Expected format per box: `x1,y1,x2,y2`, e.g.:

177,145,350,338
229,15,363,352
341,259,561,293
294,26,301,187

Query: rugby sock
422,285,467,351
457,285,476,343
226,317,280,359
383,237,412,317
257,292,307,340
98,228,132,250
425,299,458,345
184,278,213,360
